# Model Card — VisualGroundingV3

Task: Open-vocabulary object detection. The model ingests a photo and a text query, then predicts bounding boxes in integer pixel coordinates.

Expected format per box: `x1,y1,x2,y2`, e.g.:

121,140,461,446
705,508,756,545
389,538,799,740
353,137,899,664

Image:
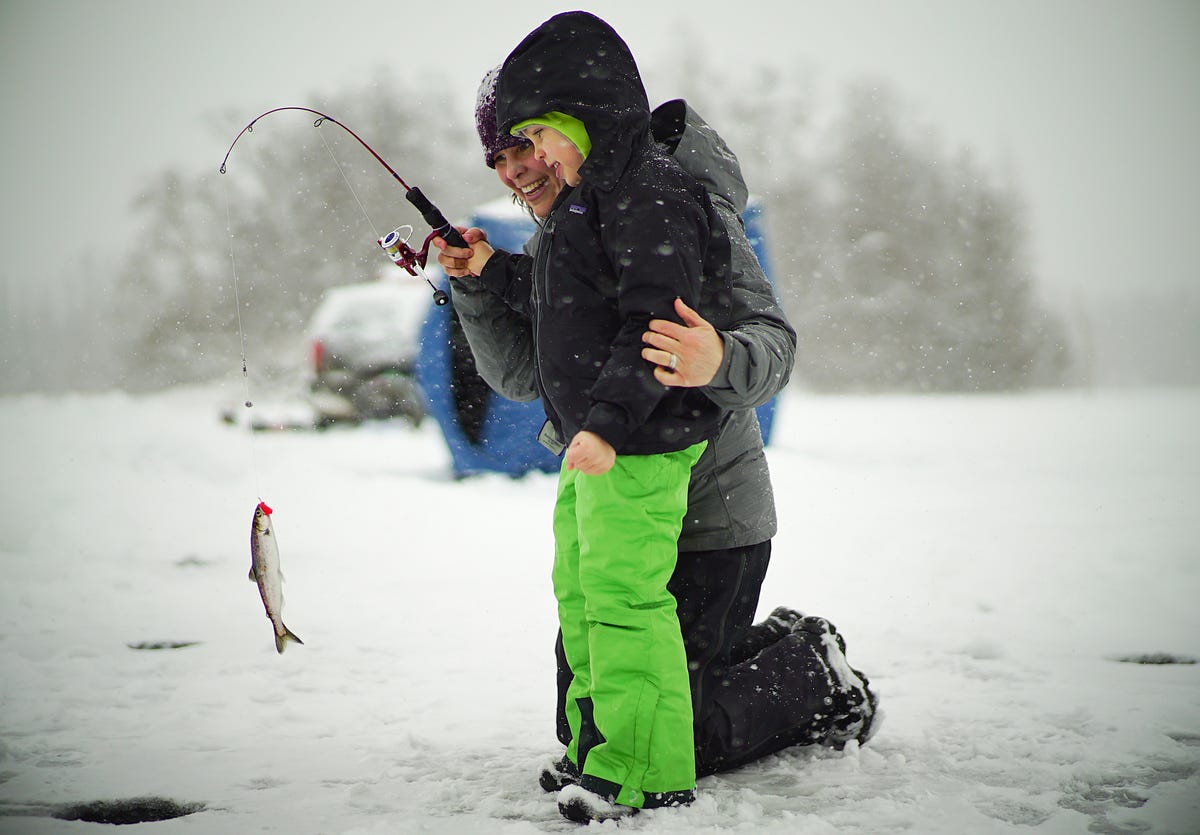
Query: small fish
249,501,303,653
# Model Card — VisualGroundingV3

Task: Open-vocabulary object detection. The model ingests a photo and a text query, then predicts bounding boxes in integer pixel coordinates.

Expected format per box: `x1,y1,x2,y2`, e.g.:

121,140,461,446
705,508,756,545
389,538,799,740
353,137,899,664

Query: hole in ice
52,797,206,824
1110,652,1197,665
126,641,201,651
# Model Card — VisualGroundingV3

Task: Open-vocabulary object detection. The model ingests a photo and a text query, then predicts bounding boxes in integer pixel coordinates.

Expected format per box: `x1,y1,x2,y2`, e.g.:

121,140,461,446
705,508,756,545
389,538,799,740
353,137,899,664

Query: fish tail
274,623,304,654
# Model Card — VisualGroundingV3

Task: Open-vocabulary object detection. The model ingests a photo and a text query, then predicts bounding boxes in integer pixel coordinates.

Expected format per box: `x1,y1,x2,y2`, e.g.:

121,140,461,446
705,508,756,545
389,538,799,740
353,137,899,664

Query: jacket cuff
702,331,738,392
581,401,633,450
477,250,513,293
448,273,487,294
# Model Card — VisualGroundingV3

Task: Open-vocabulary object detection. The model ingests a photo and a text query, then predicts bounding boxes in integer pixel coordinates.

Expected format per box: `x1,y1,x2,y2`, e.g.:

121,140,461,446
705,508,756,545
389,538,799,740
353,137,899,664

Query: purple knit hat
476,65,529,168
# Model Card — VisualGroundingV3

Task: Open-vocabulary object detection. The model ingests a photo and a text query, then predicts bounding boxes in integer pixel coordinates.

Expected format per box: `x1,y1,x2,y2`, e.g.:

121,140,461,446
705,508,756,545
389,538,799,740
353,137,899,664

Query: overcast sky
2,0,1198,309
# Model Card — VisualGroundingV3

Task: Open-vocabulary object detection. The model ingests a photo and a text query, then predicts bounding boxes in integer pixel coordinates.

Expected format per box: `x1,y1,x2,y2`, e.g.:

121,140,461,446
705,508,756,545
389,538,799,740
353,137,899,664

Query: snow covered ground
1,384,1197,833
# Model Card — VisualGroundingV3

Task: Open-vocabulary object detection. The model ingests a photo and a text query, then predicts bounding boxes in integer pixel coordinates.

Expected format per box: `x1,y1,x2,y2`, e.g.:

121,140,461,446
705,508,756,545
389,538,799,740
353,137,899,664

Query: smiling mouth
520,176,549,196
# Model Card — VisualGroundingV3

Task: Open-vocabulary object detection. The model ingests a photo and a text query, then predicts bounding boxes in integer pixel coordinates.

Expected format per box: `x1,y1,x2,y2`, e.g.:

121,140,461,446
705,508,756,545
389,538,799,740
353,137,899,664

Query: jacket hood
495,11,651,191
651,99,750,215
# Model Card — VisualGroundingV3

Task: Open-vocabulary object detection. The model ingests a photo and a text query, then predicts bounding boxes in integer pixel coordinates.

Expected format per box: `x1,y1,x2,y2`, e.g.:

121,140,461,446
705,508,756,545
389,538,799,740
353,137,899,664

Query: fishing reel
379,225,449,306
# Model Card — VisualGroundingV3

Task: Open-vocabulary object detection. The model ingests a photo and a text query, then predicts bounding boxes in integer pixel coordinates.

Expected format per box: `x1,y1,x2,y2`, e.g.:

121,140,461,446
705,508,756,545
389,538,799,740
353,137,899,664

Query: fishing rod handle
405,187,469,249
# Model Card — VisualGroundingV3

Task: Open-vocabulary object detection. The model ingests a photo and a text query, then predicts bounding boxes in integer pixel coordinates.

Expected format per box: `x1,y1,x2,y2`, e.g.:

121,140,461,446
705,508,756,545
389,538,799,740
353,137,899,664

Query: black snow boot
557,784,638,824
793,616,880,748
539,754,580,793
729,606,806,662
557,779,694,824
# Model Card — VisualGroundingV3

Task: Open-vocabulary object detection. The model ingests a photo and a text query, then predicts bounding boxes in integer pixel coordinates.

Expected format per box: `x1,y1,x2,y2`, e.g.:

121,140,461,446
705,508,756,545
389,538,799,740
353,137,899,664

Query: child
487,11,735,823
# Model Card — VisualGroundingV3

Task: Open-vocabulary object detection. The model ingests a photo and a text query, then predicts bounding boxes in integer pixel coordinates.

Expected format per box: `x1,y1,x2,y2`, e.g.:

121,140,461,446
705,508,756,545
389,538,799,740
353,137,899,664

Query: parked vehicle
306,280,429,428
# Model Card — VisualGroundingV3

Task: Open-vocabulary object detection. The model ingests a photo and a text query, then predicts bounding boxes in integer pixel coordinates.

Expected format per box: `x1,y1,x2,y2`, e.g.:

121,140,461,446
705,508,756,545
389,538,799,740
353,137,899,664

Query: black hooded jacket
491,11,733,454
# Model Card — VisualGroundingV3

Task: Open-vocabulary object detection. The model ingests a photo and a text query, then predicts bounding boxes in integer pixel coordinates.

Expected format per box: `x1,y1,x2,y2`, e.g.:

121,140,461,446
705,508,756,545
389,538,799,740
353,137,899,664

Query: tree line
20,65,1075,393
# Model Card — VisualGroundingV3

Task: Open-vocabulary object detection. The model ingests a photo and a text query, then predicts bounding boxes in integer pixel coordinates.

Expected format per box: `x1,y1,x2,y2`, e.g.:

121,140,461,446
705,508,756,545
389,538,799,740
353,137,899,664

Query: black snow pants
555,540,839,776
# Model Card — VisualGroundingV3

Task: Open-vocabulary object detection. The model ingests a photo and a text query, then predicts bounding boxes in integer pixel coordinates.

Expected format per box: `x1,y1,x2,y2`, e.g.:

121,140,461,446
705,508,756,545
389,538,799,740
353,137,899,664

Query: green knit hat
510,111,592,161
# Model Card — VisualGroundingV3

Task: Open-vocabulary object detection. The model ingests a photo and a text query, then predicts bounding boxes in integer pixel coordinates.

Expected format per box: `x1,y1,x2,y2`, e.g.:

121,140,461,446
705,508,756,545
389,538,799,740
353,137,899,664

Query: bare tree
111,71,493,390
788,81,1071,391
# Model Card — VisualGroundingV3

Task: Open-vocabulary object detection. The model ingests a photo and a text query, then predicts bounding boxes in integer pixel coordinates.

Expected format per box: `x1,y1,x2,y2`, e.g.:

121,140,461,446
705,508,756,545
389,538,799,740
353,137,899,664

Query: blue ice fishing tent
740,196,779,443
416,196,779,478
415,199,561,478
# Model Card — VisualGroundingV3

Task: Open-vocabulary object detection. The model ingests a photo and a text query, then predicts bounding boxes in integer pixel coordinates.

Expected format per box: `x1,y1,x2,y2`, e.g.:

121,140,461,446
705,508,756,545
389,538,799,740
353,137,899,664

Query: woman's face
493,142,561,219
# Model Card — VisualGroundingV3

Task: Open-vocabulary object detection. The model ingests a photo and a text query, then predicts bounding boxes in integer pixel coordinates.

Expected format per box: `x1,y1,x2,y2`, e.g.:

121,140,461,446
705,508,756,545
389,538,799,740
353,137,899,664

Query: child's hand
433,226,495,277
566,431,615,475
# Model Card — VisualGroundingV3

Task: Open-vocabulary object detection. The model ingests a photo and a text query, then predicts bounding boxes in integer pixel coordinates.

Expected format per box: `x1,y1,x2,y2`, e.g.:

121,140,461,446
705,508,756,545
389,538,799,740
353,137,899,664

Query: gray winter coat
451,100,796,551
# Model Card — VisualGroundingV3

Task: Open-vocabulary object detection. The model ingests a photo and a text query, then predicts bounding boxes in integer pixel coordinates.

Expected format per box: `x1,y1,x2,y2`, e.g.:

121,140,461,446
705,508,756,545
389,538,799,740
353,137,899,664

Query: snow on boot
539,754,579,793
765,606,805,635
557,785,638,823
793,616,880,749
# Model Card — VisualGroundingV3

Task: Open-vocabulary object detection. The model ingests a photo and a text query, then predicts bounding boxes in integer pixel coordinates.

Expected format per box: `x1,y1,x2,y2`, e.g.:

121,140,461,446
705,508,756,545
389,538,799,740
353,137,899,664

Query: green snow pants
551,442,706,809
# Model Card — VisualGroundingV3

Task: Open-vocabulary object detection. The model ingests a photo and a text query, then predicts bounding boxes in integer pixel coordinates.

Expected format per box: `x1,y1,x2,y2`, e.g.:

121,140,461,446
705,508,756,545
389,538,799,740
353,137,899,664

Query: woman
436,44,877,810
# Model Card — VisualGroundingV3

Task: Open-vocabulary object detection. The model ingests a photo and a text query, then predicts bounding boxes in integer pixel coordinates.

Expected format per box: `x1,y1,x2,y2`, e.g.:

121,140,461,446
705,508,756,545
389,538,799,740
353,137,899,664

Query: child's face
519,125,584,187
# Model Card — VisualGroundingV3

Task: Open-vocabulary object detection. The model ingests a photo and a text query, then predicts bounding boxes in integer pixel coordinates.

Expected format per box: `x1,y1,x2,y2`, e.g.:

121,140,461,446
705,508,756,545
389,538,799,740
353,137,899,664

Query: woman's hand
433,226,495,277
566,431,615,475
641,297,724,387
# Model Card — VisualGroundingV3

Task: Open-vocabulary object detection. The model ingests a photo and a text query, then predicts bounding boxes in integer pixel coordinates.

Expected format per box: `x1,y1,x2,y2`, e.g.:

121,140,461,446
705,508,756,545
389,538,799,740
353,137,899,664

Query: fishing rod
220,106,461,305
222,109,467,650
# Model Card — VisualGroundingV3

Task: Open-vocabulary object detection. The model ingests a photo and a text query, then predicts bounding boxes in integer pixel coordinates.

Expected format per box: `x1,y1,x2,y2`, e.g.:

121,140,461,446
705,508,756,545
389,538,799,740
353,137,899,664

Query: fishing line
316,128,382,243
221,176,262,502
